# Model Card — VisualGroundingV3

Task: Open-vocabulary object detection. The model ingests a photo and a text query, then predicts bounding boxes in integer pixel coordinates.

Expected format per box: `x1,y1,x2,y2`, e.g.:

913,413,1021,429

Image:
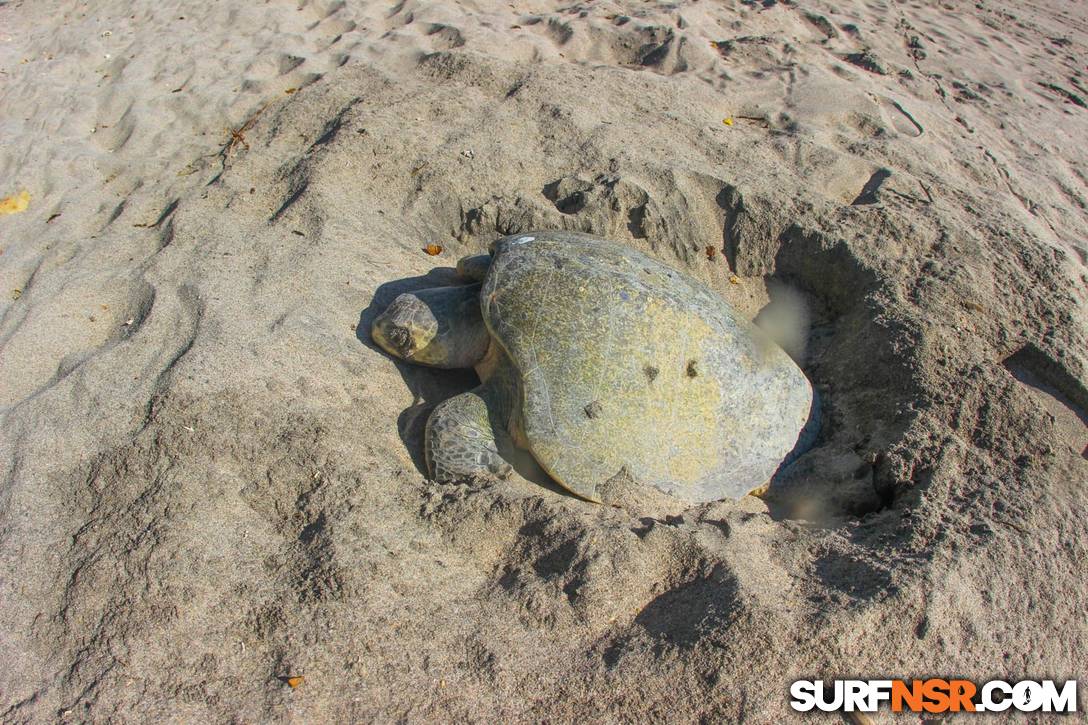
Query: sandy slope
0,0,1086,721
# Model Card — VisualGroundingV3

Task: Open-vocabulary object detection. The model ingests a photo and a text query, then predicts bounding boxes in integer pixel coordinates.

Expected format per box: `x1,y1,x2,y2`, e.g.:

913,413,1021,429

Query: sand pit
1,0,1086,720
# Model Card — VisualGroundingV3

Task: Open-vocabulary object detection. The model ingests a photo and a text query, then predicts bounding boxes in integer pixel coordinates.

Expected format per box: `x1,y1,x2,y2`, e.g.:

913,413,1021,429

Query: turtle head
371,300,426,361
371,285,489,369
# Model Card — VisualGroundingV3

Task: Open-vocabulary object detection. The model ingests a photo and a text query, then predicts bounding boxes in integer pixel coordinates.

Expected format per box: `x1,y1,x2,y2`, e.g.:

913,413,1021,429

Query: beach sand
1,0,1086,720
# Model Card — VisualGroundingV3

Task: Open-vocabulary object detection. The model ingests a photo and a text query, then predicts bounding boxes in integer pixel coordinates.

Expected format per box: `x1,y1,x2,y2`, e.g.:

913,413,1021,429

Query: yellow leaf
729,275,740,285
286,675,304,688
0,190,30,215
722,117,734,126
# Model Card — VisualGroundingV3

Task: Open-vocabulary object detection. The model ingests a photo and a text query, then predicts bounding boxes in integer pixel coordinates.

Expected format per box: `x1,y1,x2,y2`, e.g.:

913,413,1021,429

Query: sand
0,0,1086,720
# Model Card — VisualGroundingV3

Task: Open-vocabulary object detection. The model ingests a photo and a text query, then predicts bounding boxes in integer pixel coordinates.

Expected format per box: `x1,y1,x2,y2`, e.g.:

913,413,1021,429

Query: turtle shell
481,230,815,503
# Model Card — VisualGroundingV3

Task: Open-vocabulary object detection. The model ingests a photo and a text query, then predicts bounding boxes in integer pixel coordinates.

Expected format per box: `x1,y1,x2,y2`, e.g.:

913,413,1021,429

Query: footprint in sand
874,95,924,137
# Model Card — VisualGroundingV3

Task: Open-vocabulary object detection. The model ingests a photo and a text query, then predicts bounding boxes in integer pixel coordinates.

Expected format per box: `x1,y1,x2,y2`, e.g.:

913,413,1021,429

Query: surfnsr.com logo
790,679,1078,714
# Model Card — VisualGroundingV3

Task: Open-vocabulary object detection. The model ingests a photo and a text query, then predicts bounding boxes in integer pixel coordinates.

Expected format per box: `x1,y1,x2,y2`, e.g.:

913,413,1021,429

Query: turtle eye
388,325,411,351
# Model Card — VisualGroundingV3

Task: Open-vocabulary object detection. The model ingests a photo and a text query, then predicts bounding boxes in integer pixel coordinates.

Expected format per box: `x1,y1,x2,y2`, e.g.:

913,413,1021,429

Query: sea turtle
372,230,817,503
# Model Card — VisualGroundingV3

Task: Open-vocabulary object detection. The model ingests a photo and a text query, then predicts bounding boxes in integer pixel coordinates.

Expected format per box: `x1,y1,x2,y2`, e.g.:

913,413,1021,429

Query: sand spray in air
754,279,811,364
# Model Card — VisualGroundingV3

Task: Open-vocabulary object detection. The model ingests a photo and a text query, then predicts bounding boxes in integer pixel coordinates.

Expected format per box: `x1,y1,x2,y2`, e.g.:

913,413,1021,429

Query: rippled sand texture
0,0,1086,721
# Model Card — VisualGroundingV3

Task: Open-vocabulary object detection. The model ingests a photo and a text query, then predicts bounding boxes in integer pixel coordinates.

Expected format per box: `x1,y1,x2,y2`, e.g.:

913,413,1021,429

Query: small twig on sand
175,102,273,177
219,102,270,165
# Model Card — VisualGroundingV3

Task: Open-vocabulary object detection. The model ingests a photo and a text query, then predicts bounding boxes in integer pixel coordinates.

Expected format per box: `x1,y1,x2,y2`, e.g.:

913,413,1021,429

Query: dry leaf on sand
0,190,30,215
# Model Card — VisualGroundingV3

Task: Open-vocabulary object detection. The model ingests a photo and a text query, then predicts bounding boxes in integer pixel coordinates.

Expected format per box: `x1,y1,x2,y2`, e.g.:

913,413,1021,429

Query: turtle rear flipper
425,387,512,481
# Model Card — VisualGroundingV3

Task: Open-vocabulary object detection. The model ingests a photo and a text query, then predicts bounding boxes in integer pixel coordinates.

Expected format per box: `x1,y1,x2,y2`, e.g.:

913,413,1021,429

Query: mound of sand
1,0,1085,720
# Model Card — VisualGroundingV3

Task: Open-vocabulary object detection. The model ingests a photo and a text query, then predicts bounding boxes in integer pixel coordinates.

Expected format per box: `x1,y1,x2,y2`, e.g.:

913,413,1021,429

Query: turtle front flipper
425,386,512,482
